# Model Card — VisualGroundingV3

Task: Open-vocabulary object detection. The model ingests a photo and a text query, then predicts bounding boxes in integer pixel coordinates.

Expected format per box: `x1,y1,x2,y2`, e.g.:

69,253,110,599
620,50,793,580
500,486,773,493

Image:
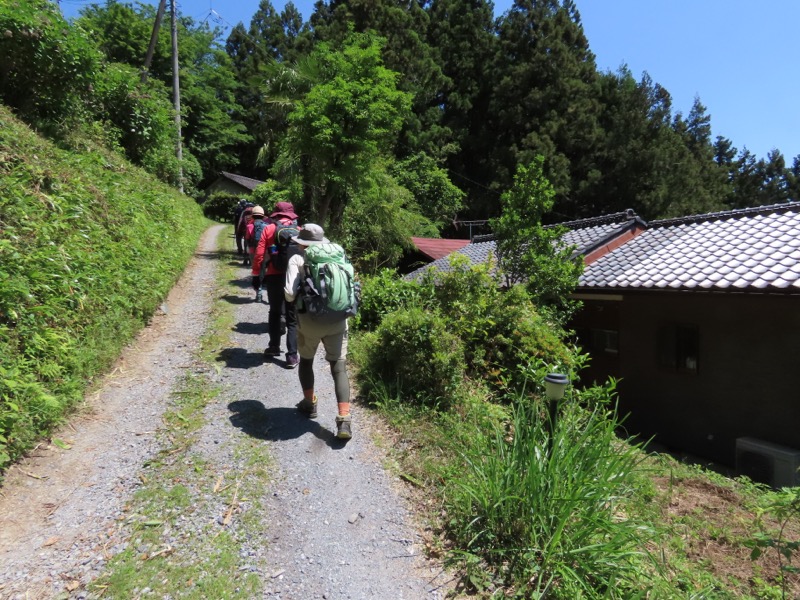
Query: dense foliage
4,0,796,276
0,106,207,470
352,258,575,404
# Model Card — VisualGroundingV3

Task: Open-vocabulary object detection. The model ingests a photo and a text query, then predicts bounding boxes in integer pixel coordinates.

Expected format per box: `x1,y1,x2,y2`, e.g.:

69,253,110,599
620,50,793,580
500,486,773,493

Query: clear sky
58,0,799,162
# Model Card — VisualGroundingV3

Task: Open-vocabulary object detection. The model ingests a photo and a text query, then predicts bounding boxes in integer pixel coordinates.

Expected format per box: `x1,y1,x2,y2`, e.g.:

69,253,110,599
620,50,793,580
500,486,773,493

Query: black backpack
272,221,301,272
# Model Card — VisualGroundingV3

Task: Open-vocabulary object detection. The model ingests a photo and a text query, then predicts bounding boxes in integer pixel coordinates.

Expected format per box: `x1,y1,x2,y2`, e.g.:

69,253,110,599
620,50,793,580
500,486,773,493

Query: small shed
204,171,265,197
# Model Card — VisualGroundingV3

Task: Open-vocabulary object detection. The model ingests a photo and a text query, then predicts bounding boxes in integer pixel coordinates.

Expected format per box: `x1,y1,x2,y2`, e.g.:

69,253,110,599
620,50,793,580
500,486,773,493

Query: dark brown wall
571,299,621,385
574,293,800,466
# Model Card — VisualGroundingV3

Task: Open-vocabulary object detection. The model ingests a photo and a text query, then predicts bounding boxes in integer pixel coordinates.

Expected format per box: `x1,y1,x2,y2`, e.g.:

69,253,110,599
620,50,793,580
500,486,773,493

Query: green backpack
299,243,359,321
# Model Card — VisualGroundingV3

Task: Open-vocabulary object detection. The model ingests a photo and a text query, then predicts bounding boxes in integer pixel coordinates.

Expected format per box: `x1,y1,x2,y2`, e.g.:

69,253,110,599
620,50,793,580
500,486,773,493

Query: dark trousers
265,274,297,356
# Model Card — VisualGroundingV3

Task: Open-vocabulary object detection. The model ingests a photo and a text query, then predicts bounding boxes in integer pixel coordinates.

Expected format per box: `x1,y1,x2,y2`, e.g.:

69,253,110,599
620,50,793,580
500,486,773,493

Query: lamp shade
544,373,569,400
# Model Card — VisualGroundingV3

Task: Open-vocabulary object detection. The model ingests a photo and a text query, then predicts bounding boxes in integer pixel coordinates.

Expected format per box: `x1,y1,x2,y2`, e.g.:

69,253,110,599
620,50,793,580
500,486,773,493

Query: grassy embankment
0,104,208,471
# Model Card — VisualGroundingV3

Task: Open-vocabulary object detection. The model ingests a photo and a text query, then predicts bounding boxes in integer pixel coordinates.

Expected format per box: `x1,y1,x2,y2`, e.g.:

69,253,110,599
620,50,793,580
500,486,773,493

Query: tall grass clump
0,105,207,471
445,382,652,598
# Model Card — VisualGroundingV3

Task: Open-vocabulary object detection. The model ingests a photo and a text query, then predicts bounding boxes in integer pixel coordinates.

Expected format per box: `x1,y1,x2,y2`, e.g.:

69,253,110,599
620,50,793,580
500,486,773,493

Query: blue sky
59,0,798,161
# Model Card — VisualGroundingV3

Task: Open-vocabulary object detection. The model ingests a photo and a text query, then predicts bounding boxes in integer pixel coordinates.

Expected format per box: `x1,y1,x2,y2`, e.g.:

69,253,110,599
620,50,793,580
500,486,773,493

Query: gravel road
0,225,452,599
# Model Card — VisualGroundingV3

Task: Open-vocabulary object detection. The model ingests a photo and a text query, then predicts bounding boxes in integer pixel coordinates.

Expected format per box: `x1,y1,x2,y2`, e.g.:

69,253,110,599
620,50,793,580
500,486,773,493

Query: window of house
592,329,619,354
575,328,619,355
658,324,699,373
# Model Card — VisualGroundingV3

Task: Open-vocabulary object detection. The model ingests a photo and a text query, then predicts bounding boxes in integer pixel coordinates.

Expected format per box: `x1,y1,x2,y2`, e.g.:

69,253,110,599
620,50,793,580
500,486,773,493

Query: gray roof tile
407,210,642,282
408,203,800,294
579,203,800,293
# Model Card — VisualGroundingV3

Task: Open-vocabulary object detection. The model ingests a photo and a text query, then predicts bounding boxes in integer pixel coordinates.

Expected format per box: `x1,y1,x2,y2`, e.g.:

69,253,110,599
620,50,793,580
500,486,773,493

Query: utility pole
170,0,183,193
140,0,166,83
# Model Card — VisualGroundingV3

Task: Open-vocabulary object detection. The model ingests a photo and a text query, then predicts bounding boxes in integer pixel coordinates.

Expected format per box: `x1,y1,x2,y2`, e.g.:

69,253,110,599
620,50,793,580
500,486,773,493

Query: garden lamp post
544,373,569,456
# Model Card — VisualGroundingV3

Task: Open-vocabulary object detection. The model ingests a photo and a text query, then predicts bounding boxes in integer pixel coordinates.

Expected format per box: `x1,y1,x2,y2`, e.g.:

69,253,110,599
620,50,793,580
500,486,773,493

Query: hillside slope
0,105,208,469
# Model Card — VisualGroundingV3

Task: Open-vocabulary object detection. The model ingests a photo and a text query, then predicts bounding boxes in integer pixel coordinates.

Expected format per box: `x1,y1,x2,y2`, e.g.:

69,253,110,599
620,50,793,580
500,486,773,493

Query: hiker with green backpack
284,224,359,441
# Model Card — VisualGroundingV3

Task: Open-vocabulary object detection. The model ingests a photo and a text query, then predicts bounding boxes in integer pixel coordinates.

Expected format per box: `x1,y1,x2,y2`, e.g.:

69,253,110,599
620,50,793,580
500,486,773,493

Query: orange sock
337,402,350,417
303,389,315,401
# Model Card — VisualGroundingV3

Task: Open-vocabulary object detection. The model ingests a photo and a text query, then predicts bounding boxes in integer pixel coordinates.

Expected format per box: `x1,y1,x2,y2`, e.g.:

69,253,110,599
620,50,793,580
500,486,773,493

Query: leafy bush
92,63,175,166
352,268,434,332
0,105,207,472
353,307,466,407
202,192,242,223
251,180,292,212
351,259,576,405
435,263,575,394
445,382,651,597
0,0,101,130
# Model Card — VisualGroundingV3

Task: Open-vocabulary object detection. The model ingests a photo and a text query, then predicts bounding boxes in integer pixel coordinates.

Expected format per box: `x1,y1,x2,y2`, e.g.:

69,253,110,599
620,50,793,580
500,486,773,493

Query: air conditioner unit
735,437,800,488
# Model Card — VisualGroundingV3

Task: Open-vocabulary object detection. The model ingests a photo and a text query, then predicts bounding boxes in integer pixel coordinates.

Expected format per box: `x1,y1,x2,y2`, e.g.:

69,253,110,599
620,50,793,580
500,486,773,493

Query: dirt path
0,226,450,599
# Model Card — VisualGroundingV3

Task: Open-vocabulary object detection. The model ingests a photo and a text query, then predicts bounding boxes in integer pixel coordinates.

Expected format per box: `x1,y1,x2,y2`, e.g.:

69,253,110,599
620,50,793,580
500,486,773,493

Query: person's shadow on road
215,348,264,369
233,322,267,335
228,400,348,449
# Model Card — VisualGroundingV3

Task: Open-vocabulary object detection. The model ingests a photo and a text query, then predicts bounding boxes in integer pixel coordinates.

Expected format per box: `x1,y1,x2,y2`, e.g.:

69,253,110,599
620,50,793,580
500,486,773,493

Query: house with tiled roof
398,237,472,274
406,210,646,280
407,203,800,484
204,171,265,197
572,202,800,483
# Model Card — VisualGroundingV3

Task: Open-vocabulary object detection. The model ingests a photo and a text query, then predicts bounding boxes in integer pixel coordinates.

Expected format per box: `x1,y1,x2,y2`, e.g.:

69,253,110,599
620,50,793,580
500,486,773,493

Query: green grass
0,104,208,471
360,381,800,599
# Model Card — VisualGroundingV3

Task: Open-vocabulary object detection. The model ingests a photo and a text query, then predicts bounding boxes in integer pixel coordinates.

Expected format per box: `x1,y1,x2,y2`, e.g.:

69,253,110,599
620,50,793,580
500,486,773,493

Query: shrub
431,257,576,394
0,0,101,130
353,307,466,407
352,268,435,332
251,180,292,212
92,62,175,167
202,192,242,223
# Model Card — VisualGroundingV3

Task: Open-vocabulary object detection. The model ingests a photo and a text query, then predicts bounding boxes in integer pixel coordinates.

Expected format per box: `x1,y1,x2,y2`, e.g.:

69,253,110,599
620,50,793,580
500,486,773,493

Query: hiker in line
233,198,247,255
245,205,267,302
253,201,301,368
284,224,354,441
237,202,255,266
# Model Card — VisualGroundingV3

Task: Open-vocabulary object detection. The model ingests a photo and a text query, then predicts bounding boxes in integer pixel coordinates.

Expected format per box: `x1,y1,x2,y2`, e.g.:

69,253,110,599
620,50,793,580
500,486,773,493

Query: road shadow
233,321,268,335
228,400,346,448
261,354,298,370
195,250,224,261
219,294,255,305
215,347,264,369
228,278,254,288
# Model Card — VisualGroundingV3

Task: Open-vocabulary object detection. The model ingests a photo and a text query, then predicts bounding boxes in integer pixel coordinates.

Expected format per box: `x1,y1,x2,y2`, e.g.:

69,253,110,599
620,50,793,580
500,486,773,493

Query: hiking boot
285,354,299,369
296,397,318,418
264,346,281,357
335,415,352,440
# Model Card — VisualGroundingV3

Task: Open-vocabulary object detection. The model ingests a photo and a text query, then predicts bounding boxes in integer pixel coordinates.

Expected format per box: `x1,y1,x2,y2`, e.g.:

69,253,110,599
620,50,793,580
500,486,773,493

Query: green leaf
142,520,163,527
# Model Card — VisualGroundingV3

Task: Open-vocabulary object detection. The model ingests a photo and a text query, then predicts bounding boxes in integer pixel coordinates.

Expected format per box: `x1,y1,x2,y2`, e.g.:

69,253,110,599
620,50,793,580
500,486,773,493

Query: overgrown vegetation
0,105,207,471
350,264,800,597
